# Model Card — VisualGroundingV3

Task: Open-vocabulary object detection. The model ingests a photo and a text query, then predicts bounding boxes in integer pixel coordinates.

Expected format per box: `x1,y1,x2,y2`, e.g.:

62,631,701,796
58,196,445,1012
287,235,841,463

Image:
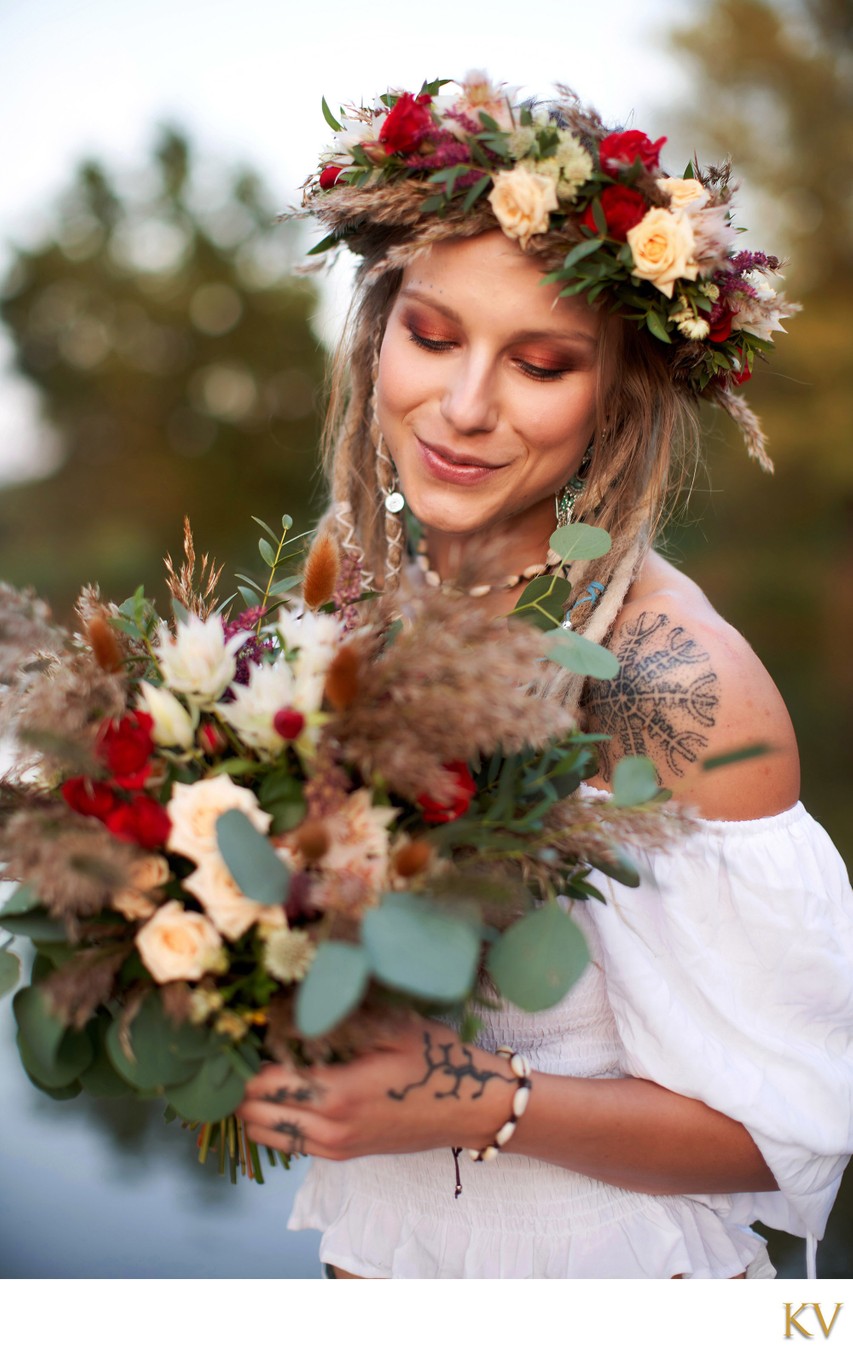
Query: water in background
0,995,321,1279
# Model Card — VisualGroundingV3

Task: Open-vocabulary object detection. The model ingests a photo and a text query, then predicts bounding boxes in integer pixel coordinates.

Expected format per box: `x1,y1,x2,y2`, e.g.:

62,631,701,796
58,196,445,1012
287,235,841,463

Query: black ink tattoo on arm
585,611,720,781
387,1031,515,1103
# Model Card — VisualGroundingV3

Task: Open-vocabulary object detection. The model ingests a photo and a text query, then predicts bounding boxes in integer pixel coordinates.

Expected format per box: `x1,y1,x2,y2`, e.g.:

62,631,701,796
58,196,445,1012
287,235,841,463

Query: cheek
376,330,426,431
513,380,598,455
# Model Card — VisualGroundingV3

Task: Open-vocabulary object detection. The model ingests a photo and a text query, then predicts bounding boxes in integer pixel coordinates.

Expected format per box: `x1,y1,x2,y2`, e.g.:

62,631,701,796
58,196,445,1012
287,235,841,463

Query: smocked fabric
289,801,853,1278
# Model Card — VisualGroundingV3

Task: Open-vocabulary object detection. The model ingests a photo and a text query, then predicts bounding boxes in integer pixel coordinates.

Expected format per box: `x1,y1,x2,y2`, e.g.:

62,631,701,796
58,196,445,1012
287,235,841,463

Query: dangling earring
555,441,593,528
377,433,405,514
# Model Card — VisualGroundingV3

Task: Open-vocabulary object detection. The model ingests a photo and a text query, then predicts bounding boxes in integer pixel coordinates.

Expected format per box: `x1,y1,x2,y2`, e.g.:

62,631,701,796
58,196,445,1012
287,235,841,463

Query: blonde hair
318,234,700,642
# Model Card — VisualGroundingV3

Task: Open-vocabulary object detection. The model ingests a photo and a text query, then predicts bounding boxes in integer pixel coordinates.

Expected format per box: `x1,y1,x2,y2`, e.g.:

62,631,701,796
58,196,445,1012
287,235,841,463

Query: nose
438,352,498,435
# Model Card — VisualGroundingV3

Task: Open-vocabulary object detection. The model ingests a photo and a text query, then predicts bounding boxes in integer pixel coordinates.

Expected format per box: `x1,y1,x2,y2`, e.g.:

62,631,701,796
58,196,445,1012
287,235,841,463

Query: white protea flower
216,659,297,757
137,679,196,750
273,604,342,661
167,772,271,863
677,315,711,340
156,614,248,706
263,926,316,984
731,271,790,342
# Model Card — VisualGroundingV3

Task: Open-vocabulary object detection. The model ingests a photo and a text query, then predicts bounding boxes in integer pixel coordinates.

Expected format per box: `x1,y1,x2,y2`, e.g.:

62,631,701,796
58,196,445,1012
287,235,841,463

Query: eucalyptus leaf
612,755,661,807
258,537,277,568
79,1019,135,1098
549,523,612,562
216,809,290,905
105,992,209,1092
295,941,371,1038
488,903,589,1012
511,575,572,630
361,895,480,1003
546,629,619,680
585,850,641,888
13,985,66,1071
0,947,21,998
251,515,277,540
166,1052,246,1124
17,1018,93,1089
269,574,303,595
0,883,38,916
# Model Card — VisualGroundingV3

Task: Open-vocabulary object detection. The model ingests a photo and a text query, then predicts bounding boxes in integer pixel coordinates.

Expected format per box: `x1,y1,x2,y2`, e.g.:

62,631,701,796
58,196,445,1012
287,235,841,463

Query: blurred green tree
0,129,325,618
665,0,852,1277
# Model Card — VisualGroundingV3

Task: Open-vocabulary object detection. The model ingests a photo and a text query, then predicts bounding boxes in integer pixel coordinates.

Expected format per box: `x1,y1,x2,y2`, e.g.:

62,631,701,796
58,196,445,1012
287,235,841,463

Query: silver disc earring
377,433,405,513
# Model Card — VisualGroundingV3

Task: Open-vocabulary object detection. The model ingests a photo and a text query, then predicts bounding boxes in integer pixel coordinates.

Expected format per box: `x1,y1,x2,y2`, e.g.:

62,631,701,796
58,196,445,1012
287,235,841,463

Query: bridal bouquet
0,517,676,1181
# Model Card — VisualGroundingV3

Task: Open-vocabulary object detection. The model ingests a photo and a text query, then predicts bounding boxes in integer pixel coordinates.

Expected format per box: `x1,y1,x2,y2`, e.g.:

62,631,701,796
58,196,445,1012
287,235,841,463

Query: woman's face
376,231,601,553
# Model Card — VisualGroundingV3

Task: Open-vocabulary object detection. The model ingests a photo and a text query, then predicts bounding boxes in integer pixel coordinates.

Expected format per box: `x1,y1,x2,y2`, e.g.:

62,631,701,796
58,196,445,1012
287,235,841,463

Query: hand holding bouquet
0,517,680,1181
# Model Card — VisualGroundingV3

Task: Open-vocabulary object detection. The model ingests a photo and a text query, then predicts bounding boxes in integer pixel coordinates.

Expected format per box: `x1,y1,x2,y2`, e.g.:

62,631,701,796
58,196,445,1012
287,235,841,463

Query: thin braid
369,342,406,589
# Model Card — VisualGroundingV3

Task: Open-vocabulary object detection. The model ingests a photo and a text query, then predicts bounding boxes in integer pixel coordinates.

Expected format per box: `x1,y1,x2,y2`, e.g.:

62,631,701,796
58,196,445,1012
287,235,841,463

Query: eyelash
407,328,570,382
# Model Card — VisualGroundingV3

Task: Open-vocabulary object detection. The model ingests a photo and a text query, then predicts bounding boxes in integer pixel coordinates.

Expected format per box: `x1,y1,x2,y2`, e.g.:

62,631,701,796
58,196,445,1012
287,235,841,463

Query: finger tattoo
273,1119,307,1155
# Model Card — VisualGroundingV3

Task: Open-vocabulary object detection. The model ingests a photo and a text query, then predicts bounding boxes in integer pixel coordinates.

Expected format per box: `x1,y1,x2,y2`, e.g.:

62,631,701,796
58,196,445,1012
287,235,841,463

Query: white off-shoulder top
288,801,853,1278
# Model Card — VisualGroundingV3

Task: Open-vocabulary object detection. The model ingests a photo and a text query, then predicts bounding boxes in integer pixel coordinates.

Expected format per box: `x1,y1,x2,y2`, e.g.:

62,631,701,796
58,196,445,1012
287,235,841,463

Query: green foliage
14,985,94,1089
361,894,480,1003
215,808,291,905
165,1052,247,1124
295,942,371,1038
611,755,665,807
548,524,612,562
105,991,211,1091
545,629,620,681
510,575,572,631
487,903,590,1011
0,947,21,998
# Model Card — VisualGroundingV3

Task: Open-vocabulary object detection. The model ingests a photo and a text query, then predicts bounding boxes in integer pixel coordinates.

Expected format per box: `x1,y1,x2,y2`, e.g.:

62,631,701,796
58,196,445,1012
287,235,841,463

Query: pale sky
0,0,695,483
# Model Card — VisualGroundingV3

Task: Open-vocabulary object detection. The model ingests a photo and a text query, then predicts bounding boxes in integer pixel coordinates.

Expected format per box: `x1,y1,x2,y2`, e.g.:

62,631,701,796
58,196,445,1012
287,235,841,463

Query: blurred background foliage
0,128,325,612
0,0,849,1277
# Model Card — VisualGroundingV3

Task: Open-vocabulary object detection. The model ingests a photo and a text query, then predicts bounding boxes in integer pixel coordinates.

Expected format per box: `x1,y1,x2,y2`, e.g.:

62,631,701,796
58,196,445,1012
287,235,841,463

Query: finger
243,1064,323,1104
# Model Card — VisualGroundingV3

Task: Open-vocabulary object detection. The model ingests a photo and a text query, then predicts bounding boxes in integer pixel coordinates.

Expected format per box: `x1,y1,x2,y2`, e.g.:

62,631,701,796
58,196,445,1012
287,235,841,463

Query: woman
237,76,853,1279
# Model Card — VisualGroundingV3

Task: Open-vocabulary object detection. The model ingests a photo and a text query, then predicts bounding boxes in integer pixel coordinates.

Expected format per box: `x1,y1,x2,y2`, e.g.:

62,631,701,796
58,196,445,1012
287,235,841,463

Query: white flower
626,207,699,298
677,316,710,340
216,659,296,757
137,679,196,750
156,614,247,706
188,987,224,1023
167,773,271,863
273,604,342,662
552,133,594,200
657,176,710,210
263,926,316,984
136,900,224,984
489,165,559,249
184,853,279,941
506,126,537,159
331,110,388,157
113,853,171,921
731,271,790,342
688,204,738,270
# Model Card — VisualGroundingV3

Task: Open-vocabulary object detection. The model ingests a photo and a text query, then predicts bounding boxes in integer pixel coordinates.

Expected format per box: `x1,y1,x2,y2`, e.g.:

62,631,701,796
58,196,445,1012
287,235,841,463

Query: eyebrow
398,285,598,347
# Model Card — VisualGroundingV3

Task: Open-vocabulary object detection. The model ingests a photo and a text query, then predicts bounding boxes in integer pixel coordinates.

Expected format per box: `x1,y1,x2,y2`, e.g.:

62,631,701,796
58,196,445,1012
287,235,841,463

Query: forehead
397,231,600,340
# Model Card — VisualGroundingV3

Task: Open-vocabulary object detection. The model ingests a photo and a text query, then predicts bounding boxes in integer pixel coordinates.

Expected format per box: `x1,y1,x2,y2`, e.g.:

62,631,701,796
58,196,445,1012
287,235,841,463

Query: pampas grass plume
302,533,341,609
324,643,361,711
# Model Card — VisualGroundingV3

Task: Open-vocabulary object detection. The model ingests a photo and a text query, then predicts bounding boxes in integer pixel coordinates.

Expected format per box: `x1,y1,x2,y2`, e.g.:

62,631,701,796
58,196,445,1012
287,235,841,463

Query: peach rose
626,207,699,298
657,176,710,210
184,853,285,941
166,773,271,864
136,900,224,983
488,166,558,248
113,853,171,921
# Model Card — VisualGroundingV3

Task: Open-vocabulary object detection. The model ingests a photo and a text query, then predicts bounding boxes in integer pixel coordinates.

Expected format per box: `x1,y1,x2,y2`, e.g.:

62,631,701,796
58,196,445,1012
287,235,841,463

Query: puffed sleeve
591,800,853,1240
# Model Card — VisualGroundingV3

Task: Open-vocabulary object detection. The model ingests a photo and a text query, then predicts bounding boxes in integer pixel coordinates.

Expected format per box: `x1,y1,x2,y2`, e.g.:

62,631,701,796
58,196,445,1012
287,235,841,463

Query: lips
415,437,506,487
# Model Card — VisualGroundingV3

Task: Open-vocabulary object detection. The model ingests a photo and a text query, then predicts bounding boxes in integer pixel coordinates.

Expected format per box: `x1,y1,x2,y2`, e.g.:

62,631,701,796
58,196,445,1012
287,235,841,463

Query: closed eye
408,328,455,353
515,359,572,381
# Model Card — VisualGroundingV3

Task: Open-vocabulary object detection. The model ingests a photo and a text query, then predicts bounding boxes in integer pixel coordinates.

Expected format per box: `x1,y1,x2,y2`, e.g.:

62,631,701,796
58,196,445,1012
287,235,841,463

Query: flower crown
302,74,799,469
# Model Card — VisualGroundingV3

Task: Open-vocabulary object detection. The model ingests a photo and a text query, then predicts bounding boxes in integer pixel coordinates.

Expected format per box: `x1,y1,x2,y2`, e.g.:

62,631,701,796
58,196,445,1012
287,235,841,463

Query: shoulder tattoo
585,610,720,781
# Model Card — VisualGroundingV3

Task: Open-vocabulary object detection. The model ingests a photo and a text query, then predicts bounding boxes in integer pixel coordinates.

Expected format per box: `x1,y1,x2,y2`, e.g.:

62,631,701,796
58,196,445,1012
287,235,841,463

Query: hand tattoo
273,1119,307,1155
585,611,720,780
267,1083,322,1105
387,1031,514,1103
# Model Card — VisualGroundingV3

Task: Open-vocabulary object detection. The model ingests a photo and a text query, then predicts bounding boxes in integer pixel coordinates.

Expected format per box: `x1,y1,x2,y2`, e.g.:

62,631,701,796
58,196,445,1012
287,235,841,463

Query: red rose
708,306,734,342
580,185,647,241
96,711,154,788
379,91,434,155
106,794,171,849
417,761,477,825
61,776,117,821
599,129,666,175
319,164,344,189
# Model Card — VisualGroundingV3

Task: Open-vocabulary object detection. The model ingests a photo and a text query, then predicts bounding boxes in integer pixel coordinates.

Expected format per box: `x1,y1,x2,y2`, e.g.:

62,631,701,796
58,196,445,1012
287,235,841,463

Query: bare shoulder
582,551,800,820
